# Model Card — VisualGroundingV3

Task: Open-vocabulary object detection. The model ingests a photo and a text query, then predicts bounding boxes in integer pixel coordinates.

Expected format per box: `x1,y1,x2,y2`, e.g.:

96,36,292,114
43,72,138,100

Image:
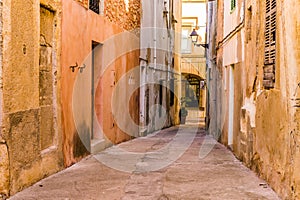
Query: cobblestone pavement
9,125,280,200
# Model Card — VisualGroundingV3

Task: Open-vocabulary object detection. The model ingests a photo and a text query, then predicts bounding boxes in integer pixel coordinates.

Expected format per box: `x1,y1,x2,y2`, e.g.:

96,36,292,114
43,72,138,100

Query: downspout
153,0,157,71
139,0,146,135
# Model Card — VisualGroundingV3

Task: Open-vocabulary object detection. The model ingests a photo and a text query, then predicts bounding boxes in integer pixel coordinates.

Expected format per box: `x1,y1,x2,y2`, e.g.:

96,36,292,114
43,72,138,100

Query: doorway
91,41,103,140
228,65,234,147
90,41,106,153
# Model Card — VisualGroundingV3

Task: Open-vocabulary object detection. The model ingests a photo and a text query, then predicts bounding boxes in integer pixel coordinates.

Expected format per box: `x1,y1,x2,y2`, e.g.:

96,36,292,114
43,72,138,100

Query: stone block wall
40,6,55,150
105,0,141,31
0,142,9,199
73,0,141,31
0,0,9,197
0,0,63,196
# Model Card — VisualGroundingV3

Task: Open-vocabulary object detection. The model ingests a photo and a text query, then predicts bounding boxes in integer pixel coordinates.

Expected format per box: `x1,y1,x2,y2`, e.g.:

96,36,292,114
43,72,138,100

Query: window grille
263,0,276,89
89,0,100,14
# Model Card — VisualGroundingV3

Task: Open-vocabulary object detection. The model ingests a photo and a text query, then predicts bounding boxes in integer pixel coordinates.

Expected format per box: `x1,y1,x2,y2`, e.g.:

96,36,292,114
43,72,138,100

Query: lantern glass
190,29,199,44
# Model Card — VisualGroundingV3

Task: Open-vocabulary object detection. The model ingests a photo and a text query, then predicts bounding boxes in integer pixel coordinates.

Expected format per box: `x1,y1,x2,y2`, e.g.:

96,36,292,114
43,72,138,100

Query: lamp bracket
194,43,209,49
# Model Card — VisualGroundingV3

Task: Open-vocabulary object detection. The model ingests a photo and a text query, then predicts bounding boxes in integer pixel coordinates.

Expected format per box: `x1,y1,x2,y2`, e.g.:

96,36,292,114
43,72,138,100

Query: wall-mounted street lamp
190,29,208,49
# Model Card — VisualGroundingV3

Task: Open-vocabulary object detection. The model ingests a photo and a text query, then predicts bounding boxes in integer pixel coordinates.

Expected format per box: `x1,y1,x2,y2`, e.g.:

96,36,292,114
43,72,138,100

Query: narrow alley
1,0,300,199
9,125,279,200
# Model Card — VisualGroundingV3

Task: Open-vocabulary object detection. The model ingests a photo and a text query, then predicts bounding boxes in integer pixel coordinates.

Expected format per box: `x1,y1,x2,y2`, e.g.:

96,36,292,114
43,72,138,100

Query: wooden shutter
231,0,236,11
263,0,276,89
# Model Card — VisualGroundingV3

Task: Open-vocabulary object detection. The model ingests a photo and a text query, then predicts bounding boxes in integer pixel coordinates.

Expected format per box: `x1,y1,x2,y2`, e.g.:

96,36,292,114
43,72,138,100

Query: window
231,0,236,11
263,0,276,89
181,29,192,54
89,0,100,14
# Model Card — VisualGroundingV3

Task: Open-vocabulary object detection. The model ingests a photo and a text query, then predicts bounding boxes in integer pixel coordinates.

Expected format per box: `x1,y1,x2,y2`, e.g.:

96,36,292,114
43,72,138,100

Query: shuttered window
89,0,100,14
231,0,236,11
263,0,276,89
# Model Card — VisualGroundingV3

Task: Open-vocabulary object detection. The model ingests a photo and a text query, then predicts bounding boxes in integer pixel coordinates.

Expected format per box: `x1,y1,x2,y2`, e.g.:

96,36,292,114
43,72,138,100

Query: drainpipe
153,0,157,72
139,0,147,135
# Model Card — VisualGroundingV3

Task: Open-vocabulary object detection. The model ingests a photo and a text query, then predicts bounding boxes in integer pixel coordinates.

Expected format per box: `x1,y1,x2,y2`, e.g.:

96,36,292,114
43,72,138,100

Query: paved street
10,125,280,200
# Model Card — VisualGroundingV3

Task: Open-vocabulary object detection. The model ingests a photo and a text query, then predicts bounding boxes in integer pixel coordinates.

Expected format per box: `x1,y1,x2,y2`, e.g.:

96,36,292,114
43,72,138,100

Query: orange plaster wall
95,50,140,144
61,0,140,166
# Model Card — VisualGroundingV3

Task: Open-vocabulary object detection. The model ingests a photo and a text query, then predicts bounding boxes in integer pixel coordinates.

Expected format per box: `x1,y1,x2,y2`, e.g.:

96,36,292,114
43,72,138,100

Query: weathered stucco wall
95,51,140,143
248,0,300,199
280,1,300,198
0,0,63,196
75,0,88,8
61,0,141,166
206,0,225,141
173,0,182,125
254,91,290,197
210,0,300,199
0,0,9,197
139,0,178,134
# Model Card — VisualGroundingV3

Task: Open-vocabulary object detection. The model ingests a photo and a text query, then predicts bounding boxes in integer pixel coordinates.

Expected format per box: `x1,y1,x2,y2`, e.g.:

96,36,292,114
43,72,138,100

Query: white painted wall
223,0,242,36
223,0,245,66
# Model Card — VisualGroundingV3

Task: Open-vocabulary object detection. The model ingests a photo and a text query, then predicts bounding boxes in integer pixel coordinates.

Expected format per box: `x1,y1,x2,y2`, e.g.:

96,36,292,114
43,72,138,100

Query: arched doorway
181,73,206,123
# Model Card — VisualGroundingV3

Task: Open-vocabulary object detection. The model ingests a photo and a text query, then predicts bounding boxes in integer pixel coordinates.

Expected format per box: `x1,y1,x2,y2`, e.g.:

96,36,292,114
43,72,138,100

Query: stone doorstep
91,139,110,154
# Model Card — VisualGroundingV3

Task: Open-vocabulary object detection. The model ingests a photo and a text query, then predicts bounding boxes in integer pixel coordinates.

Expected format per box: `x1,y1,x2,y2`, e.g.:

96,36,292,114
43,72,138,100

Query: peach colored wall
95,51,140,144
61,0,140,166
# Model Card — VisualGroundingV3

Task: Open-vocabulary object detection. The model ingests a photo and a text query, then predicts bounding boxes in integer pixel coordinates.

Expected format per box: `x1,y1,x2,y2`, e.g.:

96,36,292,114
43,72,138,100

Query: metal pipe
153,0,157,71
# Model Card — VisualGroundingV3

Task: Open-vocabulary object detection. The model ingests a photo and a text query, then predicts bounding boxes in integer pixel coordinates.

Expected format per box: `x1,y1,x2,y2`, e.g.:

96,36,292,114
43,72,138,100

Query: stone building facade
59,0,181,178
0,0,63,197
0,0,141,196
206,0,300,199
139,0,180,133
0,0,180,197
61,0,142,166
181,0,206,120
